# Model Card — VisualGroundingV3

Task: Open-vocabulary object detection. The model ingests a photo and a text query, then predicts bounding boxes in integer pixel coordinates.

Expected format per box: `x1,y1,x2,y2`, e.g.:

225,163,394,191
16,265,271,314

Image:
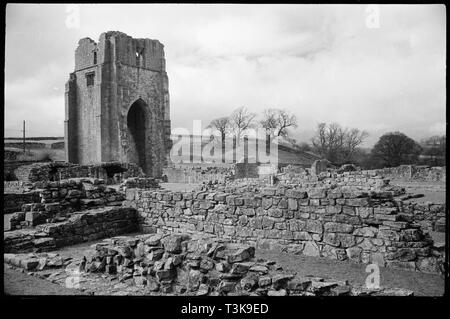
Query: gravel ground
391,180,446,203
256,250,445,296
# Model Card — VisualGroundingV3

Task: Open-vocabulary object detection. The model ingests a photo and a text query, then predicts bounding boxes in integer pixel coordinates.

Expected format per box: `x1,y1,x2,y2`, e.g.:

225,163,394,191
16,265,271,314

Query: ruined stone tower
65,31,171,177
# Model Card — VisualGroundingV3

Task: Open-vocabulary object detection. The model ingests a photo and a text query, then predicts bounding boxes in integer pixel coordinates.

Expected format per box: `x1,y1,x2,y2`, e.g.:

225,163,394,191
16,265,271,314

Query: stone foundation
4,206,138,253
373,165,446,182
162,166,233,184
4,191,41,214
5,178,126,230
5,234,412,296
127,185,444,274
119,177,160,191
13,162,144,184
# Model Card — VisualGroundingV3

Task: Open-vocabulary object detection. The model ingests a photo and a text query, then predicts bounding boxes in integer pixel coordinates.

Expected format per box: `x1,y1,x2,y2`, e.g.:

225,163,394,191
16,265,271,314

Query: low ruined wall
4,181,31,189
128,186,444,274
119,177,160,190
4,160,48,181
6,178,126,229
374,165,446,182
4,234,414,296
50,141,65,149
4,206,138,253
4,149,21,161
163,166,233,184
60,234,412,296
405,202,446,233
277,170,391,190
35,178,125,205
13,162,145,183
234,163,259,179
163,163,278,184
281,165,307,174
4,191,41,214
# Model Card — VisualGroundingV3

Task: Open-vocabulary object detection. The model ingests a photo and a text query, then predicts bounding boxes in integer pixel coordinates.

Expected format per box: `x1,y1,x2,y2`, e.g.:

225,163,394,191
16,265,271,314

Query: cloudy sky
5,4,446,146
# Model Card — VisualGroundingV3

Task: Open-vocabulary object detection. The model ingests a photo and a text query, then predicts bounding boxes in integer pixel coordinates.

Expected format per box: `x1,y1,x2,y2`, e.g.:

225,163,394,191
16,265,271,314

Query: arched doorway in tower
127,99,148,172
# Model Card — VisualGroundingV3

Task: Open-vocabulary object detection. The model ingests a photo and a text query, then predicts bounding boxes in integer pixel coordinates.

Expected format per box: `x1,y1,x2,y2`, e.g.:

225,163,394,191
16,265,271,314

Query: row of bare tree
207,107,444,168
208,107,369,164
208,106,298,144
311,123,368,164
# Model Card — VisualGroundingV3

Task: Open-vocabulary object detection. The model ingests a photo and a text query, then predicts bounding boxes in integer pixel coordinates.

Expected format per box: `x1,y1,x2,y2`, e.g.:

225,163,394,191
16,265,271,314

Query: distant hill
3,135,320,167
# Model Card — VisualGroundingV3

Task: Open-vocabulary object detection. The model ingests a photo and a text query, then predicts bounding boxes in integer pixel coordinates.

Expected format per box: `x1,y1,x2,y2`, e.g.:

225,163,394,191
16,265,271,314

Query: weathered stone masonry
127,185,445,274
4,191,40,214
4,206,138,253
373,165,446,182
65,31,171,177
13,162,144,184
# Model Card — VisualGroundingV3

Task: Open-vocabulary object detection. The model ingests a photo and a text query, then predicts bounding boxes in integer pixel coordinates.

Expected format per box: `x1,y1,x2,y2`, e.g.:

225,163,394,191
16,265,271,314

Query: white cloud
429,122,446,135
4,4,446,146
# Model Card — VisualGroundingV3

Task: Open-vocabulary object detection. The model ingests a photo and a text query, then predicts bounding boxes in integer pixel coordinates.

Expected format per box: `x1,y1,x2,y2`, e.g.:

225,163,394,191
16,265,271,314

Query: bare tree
208,117,230,142
341,128,369,162
230,106,256,144
275,109,298,137
260,108,298,138
207,117,230,163
311,122,368,164
260,109,278,136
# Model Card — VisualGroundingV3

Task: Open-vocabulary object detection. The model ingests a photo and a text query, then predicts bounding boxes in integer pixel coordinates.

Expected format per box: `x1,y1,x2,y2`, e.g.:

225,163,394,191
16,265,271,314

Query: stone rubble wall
405,202,446,233
13,162,144,184
277,170,392,190
281,165,307,174
4,180,32,189
6,178,125,229
162,166,234,184
234,163,259,179
4,149,21,161
200,168,403,195
4,206,138,253
50,141,65,149
280,164,446,183
46,234,411,296
119,177,160,191
202,170,403,198
4,191,41,214
373,165,446,182
4,161,45,181
128,185,444,274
